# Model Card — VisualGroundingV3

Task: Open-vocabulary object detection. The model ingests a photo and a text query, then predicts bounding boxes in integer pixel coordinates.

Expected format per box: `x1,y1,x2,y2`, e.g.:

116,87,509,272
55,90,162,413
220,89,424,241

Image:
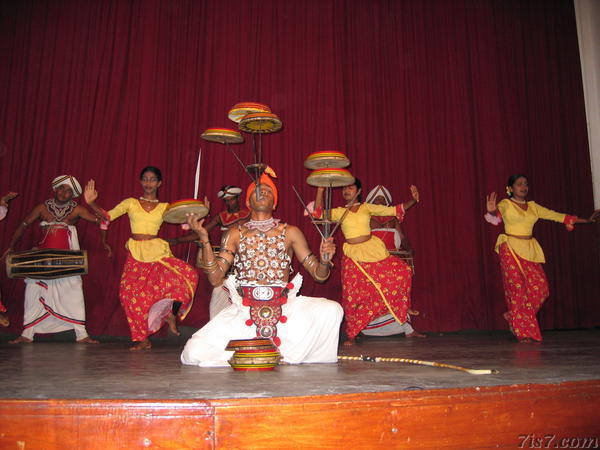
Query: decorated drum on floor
6,249,88,279
239,112,282,134
304,151,351,170
163,199,209,224
306,168,355,188
201,128,244,145
226,338,281,371
228,102,271,123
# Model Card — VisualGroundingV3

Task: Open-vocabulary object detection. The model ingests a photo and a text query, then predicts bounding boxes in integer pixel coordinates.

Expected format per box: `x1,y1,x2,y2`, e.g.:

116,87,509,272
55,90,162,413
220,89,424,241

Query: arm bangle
195,239,210,248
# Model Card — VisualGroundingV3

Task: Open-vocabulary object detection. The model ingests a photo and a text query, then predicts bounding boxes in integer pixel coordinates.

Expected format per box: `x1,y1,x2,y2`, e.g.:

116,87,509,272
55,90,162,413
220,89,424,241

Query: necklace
245,217,280,233
139,197,159,203
510,198,527,204
45,198,76,222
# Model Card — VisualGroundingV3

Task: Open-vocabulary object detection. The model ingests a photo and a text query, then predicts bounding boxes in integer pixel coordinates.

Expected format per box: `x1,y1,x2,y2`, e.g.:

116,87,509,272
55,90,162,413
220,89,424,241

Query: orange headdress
246,167,278,209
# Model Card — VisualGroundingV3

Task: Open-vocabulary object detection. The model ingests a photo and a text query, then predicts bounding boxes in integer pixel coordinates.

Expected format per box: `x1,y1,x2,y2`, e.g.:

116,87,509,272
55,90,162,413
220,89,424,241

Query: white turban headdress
217,185,242,199
365,185,392,206
51,175,82,198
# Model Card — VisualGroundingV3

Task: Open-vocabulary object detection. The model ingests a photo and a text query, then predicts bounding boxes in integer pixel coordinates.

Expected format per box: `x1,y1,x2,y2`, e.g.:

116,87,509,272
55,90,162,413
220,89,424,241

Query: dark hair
352,178,363,202
140,166,162,181
507,174,527,197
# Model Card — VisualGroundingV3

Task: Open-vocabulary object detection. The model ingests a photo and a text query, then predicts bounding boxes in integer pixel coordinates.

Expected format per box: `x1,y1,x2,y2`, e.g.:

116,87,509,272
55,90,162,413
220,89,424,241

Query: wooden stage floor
1,329,599,448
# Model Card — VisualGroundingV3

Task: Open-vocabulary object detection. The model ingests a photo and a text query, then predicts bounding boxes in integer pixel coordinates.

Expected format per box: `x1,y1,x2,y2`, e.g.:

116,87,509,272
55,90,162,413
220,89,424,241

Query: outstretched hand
486,192,497,213
589,210,600,223
0,192,18,207
84,180,98,204
410,185,419,203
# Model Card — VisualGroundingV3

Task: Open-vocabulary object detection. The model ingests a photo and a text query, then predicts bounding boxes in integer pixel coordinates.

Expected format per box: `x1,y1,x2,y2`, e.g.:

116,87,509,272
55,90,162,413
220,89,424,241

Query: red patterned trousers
498,243,549,342
119,253,198,341
341,255,412,339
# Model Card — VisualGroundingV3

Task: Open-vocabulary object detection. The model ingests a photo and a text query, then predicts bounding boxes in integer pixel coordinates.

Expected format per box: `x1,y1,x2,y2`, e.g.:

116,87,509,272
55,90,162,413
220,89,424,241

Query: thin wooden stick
337,355,498,375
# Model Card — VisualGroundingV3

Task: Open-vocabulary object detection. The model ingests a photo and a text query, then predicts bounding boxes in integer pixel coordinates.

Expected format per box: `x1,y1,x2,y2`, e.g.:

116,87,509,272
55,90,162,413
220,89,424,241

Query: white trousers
181,274,343,367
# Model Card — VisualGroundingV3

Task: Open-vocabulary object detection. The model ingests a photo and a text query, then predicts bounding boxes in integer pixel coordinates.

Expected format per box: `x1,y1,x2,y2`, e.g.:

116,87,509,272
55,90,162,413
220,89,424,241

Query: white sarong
21,225,88,340
181,273,343,367
209,285,233,320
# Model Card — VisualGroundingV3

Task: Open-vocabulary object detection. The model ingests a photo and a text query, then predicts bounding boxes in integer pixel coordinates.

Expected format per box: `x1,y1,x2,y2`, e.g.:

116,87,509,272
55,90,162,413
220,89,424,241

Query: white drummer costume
181,174,343,367
208,185,249,319
21,176,91,341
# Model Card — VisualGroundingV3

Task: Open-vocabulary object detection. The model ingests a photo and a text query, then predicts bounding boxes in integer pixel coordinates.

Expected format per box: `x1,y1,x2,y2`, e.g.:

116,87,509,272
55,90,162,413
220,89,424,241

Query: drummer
313,179,421,346
84,167,199,350
4,176,104,344
203,185,249,318
0,191,18,327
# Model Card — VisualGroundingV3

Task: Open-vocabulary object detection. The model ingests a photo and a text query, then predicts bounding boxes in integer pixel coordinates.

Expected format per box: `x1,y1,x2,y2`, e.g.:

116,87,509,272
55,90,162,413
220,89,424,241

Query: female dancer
85,167,198,350
485,174,594,343
314,179,419,346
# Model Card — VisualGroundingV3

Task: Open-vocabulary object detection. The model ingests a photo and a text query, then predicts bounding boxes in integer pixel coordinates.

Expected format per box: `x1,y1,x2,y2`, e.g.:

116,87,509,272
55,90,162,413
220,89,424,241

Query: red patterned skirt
119,253,199,341
341,255,412,339
498,243,549,342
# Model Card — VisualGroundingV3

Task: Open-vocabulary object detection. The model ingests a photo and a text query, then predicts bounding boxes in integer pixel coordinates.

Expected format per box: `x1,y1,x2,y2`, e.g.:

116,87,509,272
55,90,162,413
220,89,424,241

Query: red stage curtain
0,0,597,338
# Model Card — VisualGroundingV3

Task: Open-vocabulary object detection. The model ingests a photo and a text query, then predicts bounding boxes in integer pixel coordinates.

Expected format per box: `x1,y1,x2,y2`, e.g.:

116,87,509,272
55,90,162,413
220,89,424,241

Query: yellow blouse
495,199,566,263
329,203,401,263
107,198,173,262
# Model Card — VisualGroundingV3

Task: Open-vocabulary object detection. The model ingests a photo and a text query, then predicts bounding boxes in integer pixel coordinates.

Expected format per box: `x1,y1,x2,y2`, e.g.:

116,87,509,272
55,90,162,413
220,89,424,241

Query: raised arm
0,192,18,208
314,187,325,213
402,185,420,211
289,225,334,283
486,192,498,214
186,213,236,286
84,179,107,217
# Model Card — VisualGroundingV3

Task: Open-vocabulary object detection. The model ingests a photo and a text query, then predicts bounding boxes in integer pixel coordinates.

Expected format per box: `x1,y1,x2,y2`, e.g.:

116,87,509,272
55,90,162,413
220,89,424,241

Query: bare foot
406,331,427,338
130,339,152,351
165,313,180,336
9,336,33,344
342,339,355,347
0,313,9,327
77,336,99,344
408,309,420,316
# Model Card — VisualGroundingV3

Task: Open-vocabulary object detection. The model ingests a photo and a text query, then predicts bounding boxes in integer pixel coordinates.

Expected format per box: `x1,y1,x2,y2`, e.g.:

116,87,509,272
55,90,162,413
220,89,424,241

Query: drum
239,112,282,134
304,150,351,170
228,102,271,123
389,249,415,273
225,338,277,351
306,168,355,187
226,338,281,371
6,249,88,279
163,199,209,224
201,128,244,145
